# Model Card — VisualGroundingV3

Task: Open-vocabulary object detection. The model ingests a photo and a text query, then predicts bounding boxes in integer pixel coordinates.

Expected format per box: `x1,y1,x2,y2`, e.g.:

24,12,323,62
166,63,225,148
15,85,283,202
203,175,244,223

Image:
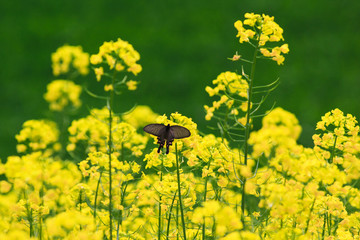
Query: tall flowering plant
85,38,142,239
3,11,360,240
204,13,289,224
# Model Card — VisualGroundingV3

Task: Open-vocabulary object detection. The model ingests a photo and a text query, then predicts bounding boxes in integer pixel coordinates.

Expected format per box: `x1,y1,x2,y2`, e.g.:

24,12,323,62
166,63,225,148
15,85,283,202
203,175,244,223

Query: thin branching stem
329,136,337,164
202,157,212,240
252,77,280,89
322,213,327,239
305,198,316,234
166,191,177,240
175,143,187,240
107,64,117,240
241,40,259,226
158,157,164,240
94,171,102,220
23,190,34,237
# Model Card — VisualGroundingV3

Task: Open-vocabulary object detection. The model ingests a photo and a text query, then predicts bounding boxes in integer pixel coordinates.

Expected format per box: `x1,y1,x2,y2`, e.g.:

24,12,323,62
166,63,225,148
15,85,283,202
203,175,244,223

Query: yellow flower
104,84,113,91
115,63,125,71
44,80,82,111
90,54,102,65
94,67,104,81
126,80,138,91
204,105,215,121
239,165,252,178
234,20,255,43
229,52,241,61
244,12,260,26
205,86,217,97
204,71,249,122
280,44,289,54
122,105,159,129
51,45,89,76
235,13,289,64
0,180,12,193
15,119,59,155
217,176,228,187
90,38,142,76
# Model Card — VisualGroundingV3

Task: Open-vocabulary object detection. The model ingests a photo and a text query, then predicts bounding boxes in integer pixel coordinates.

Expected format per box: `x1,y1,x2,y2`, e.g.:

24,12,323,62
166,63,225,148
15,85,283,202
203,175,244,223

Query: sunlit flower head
51,45,90,76
122,105,159,129
90,38,142,93
234,13,289,65
15,119,60,155
313,109,360,180
44,79,82,112
90,38,142,77
204,71,248,121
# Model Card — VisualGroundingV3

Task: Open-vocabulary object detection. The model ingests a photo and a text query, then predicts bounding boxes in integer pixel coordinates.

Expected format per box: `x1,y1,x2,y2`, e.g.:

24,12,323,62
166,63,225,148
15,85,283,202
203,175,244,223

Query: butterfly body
143,124,191,154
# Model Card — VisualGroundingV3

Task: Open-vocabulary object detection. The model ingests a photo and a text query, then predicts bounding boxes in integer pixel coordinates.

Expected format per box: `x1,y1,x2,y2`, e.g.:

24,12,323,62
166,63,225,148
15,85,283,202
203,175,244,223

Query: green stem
118,142,126,228
202,158,211,240
94,171,102,220
117,182,128,239
107,71,116,240
39,161,45,240
305,198,316,234
322,213,326,239
243,42,259,166
166,191,177,240
328,213,332,236
212,217,216,238
23,190,34,237
38,211,43,240
241,41,259,226
79,189,82,230
158,158,164,240
241,179,246,227
175,143,187,240
329,136,337,164
291,218,297,240
176,202,179,240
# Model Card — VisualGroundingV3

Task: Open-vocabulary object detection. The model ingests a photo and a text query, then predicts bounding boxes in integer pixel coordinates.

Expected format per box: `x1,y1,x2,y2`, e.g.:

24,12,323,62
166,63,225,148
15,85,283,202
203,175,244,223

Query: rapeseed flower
51,45,89,76
249,107,302,158
204,71,248,122
15,119,60,156
122,105,159,129
44,79,82,111
90,38,142,78
235,13,289,64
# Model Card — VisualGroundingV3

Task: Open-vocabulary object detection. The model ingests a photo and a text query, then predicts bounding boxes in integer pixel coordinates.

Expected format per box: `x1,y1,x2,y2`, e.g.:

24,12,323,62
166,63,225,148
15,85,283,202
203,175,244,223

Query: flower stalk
107,65,117,240
158,157,164,240
241,41,260,224
175,143,187,240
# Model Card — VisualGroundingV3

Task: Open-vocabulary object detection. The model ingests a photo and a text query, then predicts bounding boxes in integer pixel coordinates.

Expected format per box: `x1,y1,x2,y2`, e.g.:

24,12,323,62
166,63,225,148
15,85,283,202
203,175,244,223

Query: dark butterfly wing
143,124,166,137
169,125,191,139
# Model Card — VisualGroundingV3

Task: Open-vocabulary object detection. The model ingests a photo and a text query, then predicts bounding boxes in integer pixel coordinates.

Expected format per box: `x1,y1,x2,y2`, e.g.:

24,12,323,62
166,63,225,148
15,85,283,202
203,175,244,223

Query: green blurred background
1,0,360,159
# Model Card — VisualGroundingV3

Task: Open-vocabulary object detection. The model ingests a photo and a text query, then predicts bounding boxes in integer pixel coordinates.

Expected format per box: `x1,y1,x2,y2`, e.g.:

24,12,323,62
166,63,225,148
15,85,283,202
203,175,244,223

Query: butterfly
143,124,191,154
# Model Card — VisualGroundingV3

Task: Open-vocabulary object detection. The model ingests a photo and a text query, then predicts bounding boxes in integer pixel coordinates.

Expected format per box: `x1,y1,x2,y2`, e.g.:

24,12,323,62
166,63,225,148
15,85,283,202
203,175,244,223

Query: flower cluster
0,151,83,239
51,45,90,76
15,119,61,155
5,105,360,239
249,107,302,158
234,13,289,64
313,108,360,180
90,38,142,91
67,107,147,157
204,71,248,123
3,13,360,240
191,200,243,237
122,105,159,129
44,79,82,112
